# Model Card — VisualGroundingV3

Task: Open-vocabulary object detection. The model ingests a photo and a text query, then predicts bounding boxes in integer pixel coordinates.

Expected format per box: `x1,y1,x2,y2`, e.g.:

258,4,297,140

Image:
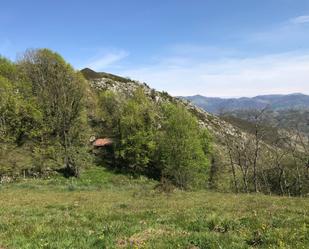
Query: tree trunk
227,148,238,193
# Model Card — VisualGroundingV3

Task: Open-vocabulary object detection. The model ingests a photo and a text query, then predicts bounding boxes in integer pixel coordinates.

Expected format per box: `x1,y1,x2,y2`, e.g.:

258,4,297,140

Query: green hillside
0,48,309,248
1,49,308,196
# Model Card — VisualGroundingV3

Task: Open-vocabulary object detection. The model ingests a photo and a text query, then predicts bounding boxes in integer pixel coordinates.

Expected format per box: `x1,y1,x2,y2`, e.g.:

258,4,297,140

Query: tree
246,107,269,192
222,131,240,192
288,128,309,195
157,103,210,189
116,88,157,175
0,56,18,81
0,57,43,177
97,90,124,137
18,49,88,177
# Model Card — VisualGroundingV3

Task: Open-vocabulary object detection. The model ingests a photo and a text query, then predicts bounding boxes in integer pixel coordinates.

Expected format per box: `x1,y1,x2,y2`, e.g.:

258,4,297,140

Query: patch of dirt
117,228,190,248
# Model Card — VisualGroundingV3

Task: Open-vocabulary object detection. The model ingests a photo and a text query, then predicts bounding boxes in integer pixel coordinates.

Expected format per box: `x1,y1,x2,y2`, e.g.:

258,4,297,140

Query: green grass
0,167,308,249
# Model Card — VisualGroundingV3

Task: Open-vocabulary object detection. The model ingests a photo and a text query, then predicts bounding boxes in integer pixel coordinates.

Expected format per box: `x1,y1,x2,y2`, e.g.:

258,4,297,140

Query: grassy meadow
0,167,308,249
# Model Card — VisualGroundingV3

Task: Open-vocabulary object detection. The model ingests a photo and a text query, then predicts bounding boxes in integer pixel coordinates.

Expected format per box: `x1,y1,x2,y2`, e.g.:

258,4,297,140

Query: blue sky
1,0,309,97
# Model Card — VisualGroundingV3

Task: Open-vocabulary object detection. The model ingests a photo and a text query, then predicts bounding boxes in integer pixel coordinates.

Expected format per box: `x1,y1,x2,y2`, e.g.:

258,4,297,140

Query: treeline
93,88,211,189
220,109,309,196
0,49,211,189
221,108,309,137
1,48,307,195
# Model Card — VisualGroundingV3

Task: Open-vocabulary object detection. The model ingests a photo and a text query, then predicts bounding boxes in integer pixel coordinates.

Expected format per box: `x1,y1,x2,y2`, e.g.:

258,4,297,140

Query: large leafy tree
157,103,210,189
18,49,88,176
0,57,42,175
0,76,18,143
116,88,157,175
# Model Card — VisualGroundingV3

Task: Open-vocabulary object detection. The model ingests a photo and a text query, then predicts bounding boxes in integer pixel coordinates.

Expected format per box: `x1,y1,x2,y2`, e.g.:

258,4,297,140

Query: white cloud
248,15,309,45
85,50,129,71
120,51,309,97
290,15,309,24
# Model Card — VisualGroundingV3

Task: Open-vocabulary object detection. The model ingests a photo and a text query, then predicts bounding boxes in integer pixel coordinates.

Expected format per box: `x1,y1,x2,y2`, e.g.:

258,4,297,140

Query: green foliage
96,88,212,188
157,103,210,189
97,90,123,136
117,88,157,174
0,50,213,187
0,56,17,81
0,59,43,175
18,49,89,176
0,75,19,143
0,50,89,178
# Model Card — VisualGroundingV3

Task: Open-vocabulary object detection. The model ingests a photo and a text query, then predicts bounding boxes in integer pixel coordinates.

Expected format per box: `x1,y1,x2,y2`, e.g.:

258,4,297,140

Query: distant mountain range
182,93,309,114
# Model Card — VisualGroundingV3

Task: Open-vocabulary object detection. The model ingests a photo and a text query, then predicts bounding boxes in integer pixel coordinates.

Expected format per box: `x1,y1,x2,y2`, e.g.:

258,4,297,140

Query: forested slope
0,49,308,196
82,67,309,196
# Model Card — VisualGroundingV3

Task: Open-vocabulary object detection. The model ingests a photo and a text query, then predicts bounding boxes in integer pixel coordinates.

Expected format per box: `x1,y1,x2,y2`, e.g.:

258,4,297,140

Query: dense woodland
0,49,308,196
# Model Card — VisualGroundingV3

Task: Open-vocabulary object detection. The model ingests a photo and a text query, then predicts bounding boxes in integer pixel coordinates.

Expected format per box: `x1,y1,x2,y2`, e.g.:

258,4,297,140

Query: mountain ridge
182,93,309,114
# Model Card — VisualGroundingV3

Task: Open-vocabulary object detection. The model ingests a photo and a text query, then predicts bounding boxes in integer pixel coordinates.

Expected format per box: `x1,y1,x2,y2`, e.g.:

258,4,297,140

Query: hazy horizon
180,92,309,98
